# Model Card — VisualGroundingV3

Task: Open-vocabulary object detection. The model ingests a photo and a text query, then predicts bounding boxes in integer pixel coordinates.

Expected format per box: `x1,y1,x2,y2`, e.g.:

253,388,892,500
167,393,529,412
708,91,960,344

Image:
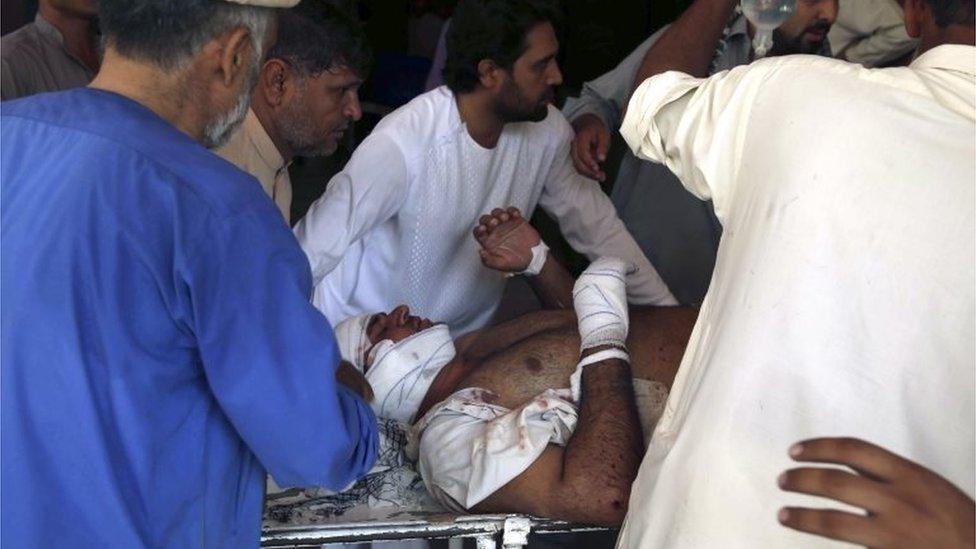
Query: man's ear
902,0,925,38
258,59,289,107
477,59,502,90
216,26,255,88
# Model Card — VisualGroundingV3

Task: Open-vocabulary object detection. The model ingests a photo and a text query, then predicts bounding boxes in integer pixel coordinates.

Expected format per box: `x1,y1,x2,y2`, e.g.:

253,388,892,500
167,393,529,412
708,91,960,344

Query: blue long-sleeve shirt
0,88,378,548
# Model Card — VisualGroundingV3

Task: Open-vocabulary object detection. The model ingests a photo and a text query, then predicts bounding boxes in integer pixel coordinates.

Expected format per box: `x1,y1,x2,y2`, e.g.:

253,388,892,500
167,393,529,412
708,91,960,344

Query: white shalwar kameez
295,86,675,335
617,45,975,547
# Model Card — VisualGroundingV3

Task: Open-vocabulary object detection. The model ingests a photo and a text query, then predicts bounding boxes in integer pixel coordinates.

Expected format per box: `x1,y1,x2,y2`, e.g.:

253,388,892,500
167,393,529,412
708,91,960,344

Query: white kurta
295,86,675,335
618,46,975,547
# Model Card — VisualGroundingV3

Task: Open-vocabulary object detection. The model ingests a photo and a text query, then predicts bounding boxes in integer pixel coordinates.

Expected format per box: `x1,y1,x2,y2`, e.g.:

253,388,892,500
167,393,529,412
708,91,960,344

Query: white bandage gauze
573,257,632,351
569,347,630,401
520,241,549,276
503,241,550,278
333,313,375,370
364,324,456,424
333,315,457,423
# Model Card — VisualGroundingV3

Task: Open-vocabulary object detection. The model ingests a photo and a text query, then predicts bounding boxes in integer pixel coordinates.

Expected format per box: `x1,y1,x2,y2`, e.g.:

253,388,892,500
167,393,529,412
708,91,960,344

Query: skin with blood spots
418,306,697,413
362,305,698,525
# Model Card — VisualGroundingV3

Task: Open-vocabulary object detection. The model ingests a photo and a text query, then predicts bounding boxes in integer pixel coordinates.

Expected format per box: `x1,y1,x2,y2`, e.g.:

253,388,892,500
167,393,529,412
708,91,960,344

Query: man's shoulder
0,22,41,53
371,86,461,150
2,90,269,218
1,23,49,73
725,53,862,85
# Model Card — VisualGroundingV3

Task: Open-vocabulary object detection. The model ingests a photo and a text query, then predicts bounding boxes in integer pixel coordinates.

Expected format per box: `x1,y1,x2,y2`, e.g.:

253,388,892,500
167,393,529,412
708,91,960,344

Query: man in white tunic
616,0,975,546
294,0,675,335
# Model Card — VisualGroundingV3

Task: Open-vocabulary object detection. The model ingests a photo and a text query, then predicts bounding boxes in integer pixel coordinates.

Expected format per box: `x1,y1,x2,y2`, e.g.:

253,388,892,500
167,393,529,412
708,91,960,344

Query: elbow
560,479,633,527
587,483,633,526
268,416,378,490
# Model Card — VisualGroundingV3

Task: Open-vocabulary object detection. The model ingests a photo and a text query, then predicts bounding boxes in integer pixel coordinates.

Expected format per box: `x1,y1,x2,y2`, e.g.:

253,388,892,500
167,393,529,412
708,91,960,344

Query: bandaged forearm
573,257,631,351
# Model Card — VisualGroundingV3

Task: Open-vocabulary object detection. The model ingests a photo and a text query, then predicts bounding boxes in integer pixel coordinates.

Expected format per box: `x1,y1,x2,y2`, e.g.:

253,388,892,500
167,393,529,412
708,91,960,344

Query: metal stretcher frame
261,513,612,548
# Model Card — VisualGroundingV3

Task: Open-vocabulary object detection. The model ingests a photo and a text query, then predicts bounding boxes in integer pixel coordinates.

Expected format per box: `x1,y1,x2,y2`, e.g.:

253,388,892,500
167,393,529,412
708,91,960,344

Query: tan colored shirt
0,13,94,101
216,108,292,223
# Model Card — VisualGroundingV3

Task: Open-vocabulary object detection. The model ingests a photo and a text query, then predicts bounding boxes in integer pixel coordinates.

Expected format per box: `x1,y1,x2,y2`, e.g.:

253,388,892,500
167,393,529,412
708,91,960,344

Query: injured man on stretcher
329,209,697,526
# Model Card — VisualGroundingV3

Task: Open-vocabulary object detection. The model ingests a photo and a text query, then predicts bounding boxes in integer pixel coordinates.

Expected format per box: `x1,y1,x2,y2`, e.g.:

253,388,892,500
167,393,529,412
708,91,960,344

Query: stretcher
261,507,611,548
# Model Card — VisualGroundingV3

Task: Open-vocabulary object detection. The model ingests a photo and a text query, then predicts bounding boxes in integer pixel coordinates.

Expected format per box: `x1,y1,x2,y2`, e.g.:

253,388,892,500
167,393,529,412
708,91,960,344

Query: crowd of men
1,0,973,547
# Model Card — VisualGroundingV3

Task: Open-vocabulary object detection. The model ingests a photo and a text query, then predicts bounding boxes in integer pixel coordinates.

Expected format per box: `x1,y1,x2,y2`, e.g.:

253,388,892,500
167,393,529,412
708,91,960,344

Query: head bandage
333,315,457,424
333,313,375,370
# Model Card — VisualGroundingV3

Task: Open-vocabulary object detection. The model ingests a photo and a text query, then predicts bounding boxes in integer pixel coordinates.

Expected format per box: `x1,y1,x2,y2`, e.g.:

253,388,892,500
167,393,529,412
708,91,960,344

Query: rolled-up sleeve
189,203,379,490
621,67,755,211
293,132,409,288
538,119,677,306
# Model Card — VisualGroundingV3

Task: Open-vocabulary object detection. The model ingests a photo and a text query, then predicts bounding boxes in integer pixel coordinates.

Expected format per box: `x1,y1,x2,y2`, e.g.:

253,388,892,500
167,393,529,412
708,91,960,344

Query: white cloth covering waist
333,315,456,423
411,378,667,512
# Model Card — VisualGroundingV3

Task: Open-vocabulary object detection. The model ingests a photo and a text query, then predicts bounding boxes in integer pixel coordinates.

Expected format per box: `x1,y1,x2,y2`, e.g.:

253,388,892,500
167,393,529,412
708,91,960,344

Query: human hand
473,207,542,273
570,113,610,181
778,437,975,548
336,360,374,402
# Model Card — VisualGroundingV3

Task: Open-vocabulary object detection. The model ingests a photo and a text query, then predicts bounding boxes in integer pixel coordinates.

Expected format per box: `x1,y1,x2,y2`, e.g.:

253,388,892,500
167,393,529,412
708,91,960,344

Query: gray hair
97,0,274,71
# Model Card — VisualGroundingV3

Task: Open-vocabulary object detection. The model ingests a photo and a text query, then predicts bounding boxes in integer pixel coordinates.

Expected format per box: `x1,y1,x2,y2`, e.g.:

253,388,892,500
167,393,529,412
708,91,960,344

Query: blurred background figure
1,0,99,100
829,0,918,67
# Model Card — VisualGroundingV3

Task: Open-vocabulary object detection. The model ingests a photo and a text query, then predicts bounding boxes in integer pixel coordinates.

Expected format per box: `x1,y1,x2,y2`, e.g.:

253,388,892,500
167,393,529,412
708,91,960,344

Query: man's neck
250,97,293,161
455,89,506,149
89,48,208,144
916,25,976,58
39,2,99,72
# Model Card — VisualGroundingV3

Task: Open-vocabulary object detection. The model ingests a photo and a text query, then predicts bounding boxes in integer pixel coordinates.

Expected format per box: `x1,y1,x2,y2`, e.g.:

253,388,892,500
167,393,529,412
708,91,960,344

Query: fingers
778,467,897,513
789,437,914,482
778,507,886,547
595,124,609,163
571,131,603,180
475,207,524,241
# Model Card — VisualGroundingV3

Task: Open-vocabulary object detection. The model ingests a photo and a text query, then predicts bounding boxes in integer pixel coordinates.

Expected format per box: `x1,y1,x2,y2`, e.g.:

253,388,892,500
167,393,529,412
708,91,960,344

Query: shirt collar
33,12,67,47
241,109,289,175
911,44,976,77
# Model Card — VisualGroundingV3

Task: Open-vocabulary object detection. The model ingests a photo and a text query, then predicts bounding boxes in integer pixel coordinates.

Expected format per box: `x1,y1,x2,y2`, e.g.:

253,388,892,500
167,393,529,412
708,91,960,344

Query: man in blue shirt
0,0,378,547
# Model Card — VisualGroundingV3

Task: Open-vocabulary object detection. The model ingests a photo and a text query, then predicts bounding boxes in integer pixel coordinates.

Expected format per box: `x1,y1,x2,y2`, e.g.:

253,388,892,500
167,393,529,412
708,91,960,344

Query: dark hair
270,1,372,79
925,0,975,27
443,0,561,94
96,0,272,71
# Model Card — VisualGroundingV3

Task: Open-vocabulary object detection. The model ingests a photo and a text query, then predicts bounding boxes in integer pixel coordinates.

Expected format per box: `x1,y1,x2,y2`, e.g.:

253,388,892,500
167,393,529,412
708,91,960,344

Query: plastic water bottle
740,0,796,58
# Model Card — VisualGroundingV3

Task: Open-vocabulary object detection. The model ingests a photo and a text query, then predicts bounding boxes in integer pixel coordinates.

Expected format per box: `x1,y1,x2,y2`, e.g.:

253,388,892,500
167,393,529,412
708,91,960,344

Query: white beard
202,57,260,149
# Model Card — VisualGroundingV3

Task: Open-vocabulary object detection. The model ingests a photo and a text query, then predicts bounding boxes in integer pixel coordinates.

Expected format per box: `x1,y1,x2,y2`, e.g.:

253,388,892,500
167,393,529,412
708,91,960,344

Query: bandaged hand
473,207,548,276
573,257,632,352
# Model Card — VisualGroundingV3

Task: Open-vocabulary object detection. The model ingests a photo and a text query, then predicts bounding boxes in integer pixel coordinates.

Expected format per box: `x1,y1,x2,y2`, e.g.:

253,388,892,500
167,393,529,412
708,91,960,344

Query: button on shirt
217,108,293,223
618,45,975,547
295,86,676,336
0,89,378,548
0,13,94,100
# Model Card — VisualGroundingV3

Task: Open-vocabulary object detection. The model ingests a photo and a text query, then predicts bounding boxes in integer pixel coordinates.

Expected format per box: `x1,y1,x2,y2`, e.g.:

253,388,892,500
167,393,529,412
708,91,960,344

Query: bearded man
295,0,677,338
563,0,838,306
218,0,370,223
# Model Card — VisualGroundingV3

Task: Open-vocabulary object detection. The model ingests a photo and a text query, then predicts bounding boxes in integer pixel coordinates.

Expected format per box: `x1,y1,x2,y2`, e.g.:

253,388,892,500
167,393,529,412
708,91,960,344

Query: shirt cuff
620,71,706,165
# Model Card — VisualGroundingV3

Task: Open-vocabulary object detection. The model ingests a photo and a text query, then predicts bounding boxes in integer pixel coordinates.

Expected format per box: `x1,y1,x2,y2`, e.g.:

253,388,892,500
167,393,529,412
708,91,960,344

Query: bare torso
417,307,698,416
